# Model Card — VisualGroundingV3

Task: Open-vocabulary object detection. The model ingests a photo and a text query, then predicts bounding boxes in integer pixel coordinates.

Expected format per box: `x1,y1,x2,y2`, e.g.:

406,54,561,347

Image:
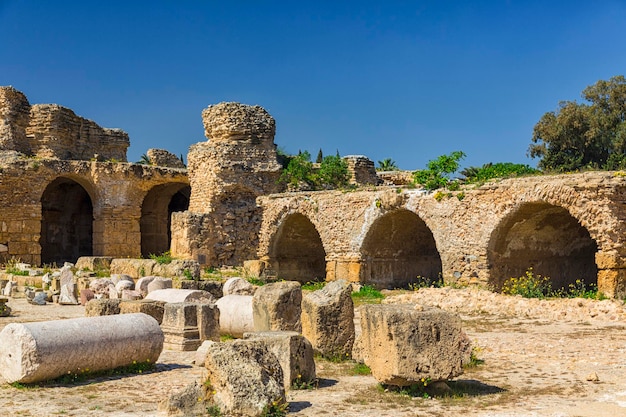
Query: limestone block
28,292,47,306
89,278,115,297
160,303,208,351
146,288,215,304
598,269,626,299
243,260,266,278
202,339,285,417
147,277,173,294
111,274,133,284
252,281,302,332
0,297,10,317
154,259,201,280
223,277,257,296
197,303,220,343
178,279,223,299
244,331,316,389
115,279,135,295
80,288,94,306
110,258,157,279
85,299,121,316
0,313,163,384
108,284,119,299
301,280,355,358
121,289,143,300
136,276,157,297
146,148,185,169
58,266,78,305
3,281,16,297
358,304,472,386
158,382,207,416
215,295,254,337
75,256,113,271
120,299,165,324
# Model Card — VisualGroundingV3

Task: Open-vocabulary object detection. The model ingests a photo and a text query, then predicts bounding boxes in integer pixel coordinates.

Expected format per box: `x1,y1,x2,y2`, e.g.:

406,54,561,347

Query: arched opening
361,209,442,289
41,177,93,265
488,202,598,291
269,213,326,283
141,183,190,257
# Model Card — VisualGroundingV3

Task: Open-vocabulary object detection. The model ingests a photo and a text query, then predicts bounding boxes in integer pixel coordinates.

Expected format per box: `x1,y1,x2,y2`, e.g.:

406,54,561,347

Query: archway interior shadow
488,202,598,291
269,213,326,283
141,183,190,257
361,209,442,289
41,177,93,265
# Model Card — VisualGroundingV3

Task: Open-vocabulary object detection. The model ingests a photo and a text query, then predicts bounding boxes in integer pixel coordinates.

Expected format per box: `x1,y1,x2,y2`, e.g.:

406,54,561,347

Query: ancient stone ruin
1,86,626,300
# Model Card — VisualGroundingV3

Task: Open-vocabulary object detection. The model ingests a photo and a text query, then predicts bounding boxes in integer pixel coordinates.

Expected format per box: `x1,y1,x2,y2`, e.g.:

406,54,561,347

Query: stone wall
343,155,381,186
146,148,185,168
0,86,129,161
0,158,188,265
256,172,626,298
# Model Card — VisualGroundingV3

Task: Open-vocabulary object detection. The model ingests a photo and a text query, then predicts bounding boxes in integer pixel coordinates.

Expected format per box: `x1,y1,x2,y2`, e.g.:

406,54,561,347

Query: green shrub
351,285,384,305
301,281,326,291
279,151,315,189
413,151,465,191
149,250,173,264
461,162,539,184
501,268,552,298
317,155,349,189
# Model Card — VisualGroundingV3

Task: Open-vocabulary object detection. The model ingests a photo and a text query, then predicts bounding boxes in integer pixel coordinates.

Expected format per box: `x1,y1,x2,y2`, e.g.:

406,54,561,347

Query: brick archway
41,177,94,265
140,183,190,257
268,213,326,283
360,209,442,289
488,202,598,291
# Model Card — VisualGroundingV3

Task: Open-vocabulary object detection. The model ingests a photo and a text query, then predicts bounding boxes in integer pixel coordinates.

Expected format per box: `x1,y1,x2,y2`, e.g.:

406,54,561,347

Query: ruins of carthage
2,86,626,298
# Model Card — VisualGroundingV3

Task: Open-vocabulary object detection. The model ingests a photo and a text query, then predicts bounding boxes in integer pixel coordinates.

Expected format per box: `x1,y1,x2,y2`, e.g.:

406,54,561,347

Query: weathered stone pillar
215,294,254,337
171,102,283,266
596,251,626,298
0,313,163,384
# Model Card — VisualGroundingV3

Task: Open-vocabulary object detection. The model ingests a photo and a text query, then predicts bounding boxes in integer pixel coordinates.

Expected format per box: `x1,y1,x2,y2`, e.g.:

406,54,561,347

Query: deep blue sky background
2,1,625,169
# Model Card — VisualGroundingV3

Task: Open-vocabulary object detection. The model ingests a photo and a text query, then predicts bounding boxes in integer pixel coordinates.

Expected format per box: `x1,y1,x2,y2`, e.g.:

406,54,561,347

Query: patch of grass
149,250,173,264
301,281,326,291
291,375,318,390
315,351,351,363
206,405,222,417
350,362,371,376
464,347,485,369
220,334,235,342
351,285,384,305
246,276,266,286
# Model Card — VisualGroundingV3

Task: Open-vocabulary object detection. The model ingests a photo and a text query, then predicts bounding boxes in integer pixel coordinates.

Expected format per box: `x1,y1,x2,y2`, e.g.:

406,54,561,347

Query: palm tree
137,154,152,165
377,158,399,171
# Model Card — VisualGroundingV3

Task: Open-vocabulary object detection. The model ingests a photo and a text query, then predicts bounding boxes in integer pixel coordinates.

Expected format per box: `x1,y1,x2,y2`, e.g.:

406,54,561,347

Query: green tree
529,75,626,171
413,151,465,190
318,155,349,188
377,158,399,171
316,148,323,163
279,150,315,188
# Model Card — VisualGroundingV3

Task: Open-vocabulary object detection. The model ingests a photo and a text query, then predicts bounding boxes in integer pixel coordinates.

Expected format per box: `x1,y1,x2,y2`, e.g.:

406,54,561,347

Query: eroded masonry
2,86,626,298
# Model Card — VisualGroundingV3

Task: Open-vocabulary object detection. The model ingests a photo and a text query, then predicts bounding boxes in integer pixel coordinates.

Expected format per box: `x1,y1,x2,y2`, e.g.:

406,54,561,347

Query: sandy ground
1,290,625,417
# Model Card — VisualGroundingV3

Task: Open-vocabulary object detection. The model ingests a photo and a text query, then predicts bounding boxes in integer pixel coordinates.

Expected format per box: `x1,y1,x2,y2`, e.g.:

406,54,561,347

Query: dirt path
1,290,625,416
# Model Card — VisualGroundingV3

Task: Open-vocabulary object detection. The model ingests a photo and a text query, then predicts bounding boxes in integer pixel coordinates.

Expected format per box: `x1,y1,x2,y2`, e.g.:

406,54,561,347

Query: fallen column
215,294,254,337
0,313,164,384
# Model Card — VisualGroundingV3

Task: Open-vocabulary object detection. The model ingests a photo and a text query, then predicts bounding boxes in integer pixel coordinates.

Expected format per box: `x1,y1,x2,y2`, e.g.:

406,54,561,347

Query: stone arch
360,209,442,289
488,201,598,291
141,183,191,257
41,176,95,265
268,212,326,283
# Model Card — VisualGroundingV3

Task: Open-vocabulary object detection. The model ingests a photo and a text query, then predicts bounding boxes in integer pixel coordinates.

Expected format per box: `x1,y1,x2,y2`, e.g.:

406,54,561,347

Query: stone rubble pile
385,286,626,322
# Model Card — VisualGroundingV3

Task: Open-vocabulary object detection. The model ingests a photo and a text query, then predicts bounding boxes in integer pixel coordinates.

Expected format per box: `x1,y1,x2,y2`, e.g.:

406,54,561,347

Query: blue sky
2,1,625,170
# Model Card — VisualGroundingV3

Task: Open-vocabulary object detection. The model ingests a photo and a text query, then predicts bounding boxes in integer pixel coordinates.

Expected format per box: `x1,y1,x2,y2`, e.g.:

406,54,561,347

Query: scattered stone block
158,382,208,416
215,295,254,337
28,291,47,305
120,299,166,324
136,276,157,297
178,279,224,299
301,280,355,358
243,260,266,278
115,278,135,296
0,313,164,384
58,266,78,305
161,302,211,351
146,288,215,304
252,281,302,332
244,331,316,389
3,281,16,297
197,303,221,343
75,256,113,271
89,278,115,297
121,289,143,300
202,339,285,417
80,288,95,305
85,298,121,316
147,277,173,294
358,304,472,386
223,277,257,296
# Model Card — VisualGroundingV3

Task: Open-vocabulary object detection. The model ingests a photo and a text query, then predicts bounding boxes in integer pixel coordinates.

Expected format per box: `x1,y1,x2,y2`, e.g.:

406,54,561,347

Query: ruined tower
171,102,282,266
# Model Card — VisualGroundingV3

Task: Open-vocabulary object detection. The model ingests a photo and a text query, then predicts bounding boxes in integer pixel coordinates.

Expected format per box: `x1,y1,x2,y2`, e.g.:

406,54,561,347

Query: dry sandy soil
1,288,625,417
